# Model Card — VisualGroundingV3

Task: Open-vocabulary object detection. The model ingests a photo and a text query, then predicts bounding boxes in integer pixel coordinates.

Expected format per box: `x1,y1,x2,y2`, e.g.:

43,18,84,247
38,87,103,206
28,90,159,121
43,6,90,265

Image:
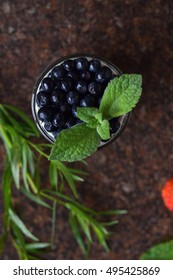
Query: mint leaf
95,112,102,123
140,240,173,260
99,74,142,119
96,120,110,140
49,123,101,162
86,119,99,129
77,107,99,123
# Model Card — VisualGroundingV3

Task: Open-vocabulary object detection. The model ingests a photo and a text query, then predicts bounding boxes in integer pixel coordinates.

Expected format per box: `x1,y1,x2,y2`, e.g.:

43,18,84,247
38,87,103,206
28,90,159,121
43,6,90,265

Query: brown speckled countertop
0,0,173,259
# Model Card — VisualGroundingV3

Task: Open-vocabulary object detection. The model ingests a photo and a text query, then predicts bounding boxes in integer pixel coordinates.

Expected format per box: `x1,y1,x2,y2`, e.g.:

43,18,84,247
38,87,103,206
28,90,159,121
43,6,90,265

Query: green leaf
49,161,58,190
77,215,92,243
57,161,78,197
25,243,50,251
22,141,29,191
86,118,99,129
99,74,142,119
92,224,109,251
2,161,12,227
49,123,101,162
77,107,99,123
140,240,173,260
9,209,38,241
21,189,51,209
69,213,86,253
4,104,40,137
95,112,103,123
96,119,110,140
97,209,127,216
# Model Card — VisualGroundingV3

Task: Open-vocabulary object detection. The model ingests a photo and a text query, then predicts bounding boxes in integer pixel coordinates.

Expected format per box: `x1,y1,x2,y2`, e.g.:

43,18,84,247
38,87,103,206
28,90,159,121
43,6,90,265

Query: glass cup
31,54,131,148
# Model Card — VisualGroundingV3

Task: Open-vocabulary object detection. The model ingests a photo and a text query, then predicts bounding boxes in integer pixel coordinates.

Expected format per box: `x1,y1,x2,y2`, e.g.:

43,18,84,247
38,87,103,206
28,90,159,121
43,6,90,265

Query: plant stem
51,201,57,249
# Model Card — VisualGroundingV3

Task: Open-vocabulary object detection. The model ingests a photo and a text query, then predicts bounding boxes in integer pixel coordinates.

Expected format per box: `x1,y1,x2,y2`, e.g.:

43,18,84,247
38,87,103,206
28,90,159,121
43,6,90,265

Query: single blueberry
41,77,54,92
76,80,87,94
80,71,91,81
38,106,53,122
80,95,96,107
51,90,65,104
89,59,101,72
71,106,78,118
95,66,112,83
54,80,61,90
44,121,56,132
52,127,63,138
65,117,77,128
37,91,50,107
75,57,89,71
67,91,80,105
51,65,65,80
63,59,75,71
109,118,120,134
59,103,71,113
52,113,66,128
111,74,118,80
88,81,103,95
61,77,73,92
67,71,79,82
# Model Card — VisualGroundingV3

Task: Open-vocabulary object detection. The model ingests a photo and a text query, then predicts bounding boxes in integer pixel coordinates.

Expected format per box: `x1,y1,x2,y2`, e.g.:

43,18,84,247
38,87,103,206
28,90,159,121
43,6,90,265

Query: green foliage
48,74,142,162
99,74,142,119
49,123,101,162
140,240,173,260
0,104,126,259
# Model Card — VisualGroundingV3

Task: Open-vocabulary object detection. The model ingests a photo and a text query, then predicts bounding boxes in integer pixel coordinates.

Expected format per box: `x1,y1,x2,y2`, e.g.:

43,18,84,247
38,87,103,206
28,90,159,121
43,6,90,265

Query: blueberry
41,77,54,92
95,66,112,83
109,118,120,134
51,65,65,80
52,127,63,138
75,57,89,71
80,71,91,80
71,106,78,118
44,121,56,132
52,113,66,127
65,117,77,128
59,103,71,113
88,82,103,95
89,59,101,72
61,77,73,92
38,106,53,121
51,90,65,104
67,71,79,82
63,59,75,71
37,91,50,107
80,95,96,107
111,74,118,80
76,80,87,94
67,91,80,105
54,80,61,90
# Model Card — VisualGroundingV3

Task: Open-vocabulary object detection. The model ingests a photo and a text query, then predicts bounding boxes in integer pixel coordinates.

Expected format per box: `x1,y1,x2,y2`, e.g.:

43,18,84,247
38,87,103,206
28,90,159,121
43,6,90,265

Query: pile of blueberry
36,57,120,139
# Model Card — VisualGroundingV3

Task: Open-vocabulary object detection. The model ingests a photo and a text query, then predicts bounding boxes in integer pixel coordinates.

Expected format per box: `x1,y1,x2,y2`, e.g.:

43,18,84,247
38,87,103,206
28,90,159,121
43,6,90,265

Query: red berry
161,178,173,211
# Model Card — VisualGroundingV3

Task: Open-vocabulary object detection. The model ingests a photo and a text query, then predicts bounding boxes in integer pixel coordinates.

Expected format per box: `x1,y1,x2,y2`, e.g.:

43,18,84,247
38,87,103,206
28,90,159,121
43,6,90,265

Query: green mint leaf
99,74,142,119
77,107,99,123
140,240,173,260
96,119,110,140
49,123,101,162
95,112,103,123
86,119,99,129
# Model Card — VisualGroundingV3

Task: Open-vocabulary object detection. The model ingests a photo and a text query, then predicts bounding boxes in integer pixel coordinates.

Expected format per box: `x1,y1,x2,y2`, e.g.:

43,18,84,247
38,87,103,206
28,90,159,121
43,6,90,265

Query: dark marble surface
0,0,173,259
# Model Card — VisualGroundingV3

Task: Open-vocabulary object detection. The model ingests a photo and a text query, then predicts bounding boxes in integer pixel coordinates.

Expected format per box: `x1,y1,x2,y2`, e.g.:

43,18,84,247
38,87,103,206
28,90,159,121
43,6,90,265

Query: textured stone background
0,0,173,259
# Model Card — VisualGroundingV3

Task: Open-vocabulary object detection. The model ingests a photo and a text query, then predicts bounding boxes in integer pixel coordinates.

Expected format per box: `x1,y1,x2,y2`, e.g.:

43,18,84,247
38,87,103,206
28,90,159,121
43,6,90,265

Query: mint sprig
100,74,142,119
49,74,142,162
49,123,101,162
